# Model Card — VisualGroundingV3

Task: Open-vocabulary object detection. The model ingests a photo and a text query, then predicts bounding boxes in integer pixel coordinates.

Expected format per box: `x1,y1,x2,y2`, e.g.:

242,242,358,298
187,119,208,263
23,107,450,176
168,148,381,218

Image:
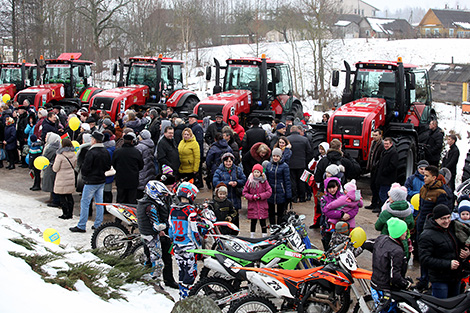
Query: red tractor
194,55,303,126
0,61,39,101
88,55,199,121
14,53,102,112
308,58,434,183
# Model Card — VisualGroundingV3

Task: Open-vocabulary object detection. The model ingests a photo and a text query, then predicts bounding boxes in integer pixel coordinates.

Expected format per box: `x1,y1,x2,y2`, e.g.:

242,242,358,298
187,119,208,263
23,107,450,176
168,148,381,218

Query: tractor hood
89,85,149,121
334,97,386,118
0,84,16,99
194,90,251,121
15,84,65,109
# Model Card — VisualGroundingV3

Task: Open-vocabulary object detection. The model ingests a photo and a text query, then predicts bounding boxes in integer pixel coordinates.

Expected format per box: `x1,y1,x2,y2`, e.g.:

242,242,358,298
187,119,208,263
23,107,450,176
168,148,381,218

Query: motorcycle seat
235,234,278,244
221,244,278,262
419,292,470,309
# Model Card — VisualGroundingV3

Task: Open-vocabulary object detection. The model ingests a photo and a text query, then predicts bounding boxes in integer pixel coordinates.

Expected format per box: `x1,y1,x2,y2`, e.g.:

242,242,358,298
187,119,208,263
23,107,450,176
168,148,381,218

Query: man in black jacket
70,131,111,232
41,112,59,142
441,134,459,191
156,126,180,175
365,129,385,211
15,106,29,167
204,112,227,145
375,137,398,211
241,118,269,155
112,132,144,204
421,120,444,166
287,125,313,202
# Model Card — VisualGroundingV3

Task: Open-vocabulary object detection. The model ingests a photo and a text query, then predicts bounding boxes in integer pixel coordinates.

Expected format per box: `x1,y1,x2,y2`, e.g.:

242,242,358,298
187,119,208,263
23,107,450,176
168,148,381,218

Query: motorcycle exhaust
397,302,419,313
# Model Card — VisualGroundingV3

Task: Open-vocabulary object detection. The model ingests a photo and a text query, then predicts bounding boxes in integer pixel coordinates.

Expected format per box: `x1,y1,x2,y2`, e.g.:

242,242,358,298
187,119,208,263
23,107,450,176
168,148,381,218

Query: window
440,83,447,92
449,28,454,37
410,69,431,104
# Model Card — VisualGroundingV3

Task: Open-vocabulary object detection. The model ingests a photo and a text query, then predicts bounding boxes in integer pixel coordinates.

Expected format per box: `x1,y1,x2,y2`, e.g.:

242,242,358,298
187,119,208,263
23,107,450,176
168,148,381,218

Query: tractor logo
51,90,56,98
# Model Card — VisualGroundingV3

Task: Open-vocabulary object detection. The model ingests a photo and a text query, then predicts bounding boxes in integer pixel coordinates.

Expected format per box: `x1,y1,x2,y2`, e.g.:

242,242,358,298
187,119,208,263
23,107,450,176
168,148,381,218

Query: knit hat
83,133,92,143
103,118,112,126
272,148,283,157
388,183,407,202
215,182,228,195
139,129,151,140
252,164,264,173
38,108,48,118
81,123,91,132
30,134,38,142
344,179,357,192
458,200,470,215
162,164,173,175
91,131,104,142
221,152,235,162
417,160,429,169
325,164,340,176
433,204,451,220
276,122,286,130
387,217,408,239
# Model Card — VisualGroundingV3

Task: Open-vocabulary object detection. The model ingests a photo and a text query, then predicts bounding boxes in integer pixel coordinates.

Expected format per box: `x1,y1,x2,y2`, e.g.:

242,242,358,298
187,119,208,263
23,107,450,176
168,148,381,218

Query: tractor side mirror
206,66,212,81
78,66,84,78
112,64,118,76
169,66,174,82
408,72,416,90
332,70,340,87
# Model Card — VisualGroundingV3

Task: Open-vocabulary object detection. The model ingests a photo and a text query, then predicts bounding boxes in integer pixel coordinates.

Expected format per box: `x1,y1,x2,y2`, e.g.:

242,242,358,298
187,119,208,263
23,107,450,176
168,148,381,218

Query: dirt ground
0,166,421,280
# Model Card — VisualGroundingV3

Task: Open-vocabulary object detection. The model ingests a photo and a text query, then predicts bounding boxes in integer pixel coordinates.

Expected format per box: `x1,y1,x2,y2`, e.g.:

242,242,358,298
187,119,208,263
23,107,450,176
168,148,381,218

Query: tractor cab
0,62,38,99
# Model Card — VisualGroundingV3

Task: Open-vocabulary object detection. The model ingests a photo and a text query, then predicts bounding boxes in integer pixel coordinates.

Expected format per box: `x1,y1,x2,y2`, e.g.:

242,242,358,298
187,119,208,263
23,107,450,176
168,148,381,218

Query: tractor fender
167,90,198,108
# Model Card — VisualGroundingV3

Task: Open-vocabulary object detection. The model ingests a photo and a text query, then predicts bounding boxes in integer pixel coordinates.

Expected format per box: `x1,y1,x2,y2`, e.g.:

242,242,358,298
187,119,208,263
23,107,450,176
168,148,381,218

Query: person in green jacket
375,183,415,258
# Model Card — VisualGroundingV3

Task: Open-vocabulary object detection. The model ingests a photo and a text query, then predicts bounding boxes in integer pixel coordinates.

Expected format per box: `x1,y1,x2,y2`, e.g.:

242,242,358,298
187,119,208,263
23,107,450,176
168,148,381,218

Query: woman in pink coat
243,164,272,238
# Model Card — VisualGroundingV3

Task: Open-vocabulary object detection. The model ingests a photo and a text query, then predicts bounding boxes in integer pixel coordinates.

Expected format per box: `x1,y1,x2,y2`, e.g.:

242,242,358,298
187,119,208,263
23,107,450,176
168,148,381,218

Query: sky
365,0,470,12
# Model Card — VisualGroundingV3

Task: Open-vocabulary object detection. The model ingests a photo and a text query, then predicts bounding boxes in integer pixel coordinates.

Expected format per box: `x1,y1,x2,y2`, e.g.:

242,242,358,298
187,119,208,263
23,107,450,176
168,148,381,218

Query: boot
0,161,3,168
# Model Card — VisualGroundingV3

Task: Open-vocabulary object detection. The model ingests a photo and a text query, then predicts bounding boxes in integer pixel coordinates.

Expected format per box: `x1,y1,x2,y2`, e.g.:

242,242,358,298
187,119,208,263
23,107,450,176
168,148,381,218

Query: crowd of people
1,99,470,302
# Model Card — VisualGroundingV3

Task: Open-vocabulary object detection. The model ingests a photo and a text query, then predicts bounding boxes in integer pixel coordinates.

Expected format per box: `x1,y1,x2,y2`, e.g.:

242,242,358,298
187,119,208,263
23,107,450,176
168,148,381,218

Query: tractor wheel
290,102,303,120
306,129,327,159
395,136,416,185
178,97,199,116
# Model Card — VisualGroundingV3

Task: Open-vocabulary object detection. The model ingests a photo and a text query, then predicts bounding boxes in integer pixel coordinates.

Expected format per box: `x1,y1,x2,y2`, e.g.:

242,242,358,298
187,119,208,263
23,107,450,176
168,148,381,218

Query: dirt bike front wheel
189,276,236,312
90,222,133,257
227,296,277,313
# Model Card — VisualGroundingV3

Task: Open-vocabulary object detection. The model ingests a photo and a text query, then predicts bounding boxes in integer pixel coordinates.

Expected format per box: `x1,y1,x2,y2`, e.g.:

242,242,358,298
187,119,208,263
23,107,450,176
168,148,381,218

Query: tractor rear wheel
395,136,416,185
178,97,198,116
290,102,303,120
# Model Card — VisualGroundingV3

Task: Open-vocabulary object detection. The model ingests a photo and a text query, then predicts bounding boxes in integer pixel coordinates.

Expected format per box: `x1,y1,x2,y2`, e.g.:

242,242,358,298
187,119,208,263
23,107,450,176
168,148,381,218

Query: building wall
432,82,463,103
339,0,377,17
418,9,470,38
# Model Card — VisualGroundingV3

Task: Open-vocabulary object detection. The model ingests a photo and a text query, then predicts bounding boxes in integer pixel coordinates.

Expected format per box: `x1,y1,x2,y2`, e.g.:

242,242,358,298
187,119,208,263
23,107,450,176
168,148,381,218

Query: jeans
378,185,391,207
77,183,105,230
432,281,460,299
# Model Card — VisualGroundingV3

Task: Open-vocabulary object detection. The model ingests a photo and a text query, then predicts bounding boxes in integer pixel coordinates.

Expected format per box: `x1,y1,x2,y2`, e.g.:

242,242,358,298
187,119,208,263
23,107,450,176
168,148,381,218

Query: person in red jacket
229,115,245,144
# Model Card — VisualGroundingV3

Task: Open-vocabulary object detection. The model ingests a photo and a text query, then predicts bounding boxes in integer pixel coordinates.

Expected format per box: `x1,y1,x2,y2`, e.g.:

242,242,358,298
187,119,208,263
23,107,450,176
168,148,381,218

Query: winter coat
286,131,313,169
25,123,35,146
16,111,28,144
125,118,146,134
375,145,398,186
178,135,200,174
404,171,425,199
104,140,116,184
371,234,409,291
322,187,362,228
243,174,272,220
266,158,292,204
366,139,384,174
4,124,17,150
442,143,460,182
174,123,185,146
279,147,292,164
205,121,228,145
112,143,144,189
241,125,269,155
226,137,240,165
229,115,245,145
52,147,77,194
213,164,246,210
423,127,444,166
417,179,451,234
136,138,157,191
137,195,167,236
419,216,462,283
188,121,204,158
206,139,233,174
156,136,180,173
81,143,112,185
41,133,61,193
41,118,59,142
375,200,415,235
242,142,271,178
211,196,237,223
314,150,356,188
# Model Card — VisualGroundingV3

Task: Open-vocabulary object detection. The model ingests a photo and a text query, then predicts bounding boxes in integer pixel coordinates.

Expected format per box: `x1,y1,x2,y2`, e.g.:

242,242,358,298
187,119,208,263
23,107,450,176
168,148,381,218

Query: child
320,177,343,249
28,134,43,191
324,164,345,184
266,148,291,226
168,182,202,299
452,200,470,224
243,164,272,238
212,182,238,235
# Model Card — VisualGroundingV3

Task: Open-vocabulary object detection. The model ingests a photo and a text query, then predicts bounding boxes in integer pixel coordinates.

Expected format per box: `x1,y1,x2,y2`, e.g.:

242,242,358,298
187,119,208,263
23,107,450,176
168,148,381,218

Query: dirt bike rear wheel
189,276,236,312
228,296,276,313
90,222,133,257
353,294,375,313
129,242,149,266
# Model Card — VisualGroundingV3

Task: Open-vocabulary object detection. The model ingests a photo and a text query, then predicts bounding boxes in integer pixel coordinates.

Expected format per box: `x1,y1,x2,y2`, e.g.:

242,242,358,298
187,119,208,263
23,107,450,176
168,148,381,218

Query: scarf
248,173,266,189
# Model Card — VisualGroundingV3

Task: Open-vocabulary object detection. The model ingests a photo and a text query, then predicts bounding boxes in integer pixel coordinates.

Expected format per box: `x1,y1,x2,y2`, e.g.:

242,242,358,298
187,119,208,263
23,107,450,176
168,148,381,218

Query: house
338,0,379,17
418,9,470,38
360,17,415,39
428,63,470,104
332,14,362,38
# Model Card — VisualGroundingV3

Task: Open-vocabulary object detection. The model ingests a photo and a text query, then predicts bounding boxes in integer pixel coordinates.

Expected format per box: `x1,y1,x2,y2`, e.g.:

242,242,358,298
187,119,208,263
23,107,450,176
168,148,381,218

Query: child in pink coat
243,164,272,237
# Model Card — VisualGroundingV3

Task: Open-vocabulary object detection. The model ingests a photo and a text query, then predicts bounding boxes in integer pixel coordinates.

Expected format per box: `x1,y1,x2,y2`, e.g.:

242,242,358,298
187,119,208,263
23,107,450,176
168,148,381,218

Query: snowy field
2,37,470,312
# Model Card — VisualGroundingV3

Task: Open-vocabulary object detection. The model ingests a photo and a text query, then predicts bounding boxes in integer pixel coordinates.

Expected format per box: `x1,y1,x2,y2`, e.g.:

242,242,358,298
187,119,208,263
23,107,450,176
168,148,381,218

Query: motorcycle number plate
339,249,357,271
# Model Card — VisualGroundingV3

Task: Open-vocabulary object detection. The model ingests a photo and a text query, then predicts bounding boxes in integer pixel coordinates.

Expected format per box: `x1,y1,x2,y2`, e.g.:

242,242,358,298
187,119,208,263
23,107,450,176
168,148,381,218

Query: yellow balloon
34,156,50,170
71,140,80,153
43,228,60,245
69,116,81,131
350,227,367,248
2,94,11,104
410,193,420,211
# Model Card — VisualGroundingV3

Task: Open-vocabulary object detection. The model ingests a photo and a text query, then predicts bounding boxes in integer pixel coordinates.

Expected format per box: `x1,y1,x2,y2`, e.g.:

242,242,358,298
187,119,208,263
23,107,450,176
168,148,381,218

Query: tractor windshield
353,69,396,102
0,67,22,85
44,64,86,90
224,65,261,99
128,64,157,91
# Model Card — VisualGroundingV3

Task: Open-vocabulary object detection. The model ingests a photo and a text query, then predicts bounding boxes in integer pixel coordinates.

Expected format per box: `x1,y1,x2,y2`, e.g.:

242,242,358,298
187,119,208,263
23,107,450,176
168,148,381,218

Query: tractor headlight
353,139,360,147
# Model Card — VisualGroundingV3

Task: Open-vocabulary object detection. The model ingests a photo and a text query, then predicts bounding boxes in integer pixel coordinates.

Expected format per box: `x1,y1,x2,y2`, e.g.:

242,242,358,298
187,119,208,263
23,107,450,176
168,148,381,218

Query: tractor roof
226,57,286,66
1,62,36,68
129,56,184,65
355,60,417,70
45,53,94,65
